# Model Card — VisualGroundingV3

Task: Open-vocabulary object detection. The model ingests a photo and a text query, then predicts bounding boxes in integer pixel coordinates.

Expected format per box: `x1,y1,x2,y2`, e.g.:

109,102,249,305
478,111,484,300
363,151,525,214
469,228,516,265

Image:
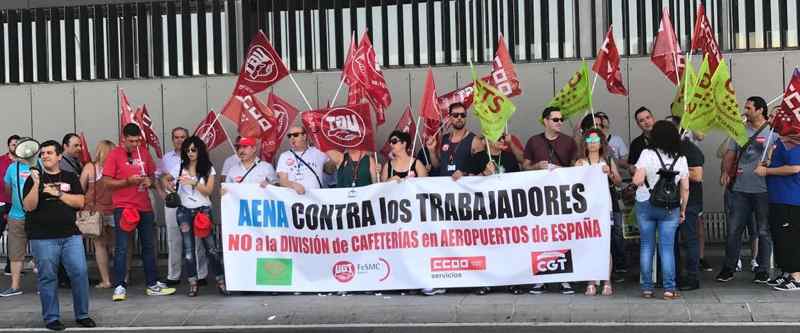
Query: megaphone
13,137,41,168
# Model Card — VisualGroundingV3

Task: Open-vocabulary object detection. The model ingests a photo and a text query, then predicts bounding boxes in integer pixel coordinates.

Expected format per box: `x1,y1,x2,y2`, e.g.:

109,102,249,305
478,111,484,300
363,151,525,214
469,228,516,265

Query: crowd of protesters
1,97,799,331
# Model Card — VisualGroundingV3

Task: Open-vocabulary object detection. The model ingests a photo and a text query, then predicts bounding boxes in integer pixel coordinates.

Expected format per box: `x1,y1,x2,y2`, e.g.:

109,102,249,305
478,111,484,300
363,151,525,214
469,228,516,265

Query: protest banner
221,166,611,292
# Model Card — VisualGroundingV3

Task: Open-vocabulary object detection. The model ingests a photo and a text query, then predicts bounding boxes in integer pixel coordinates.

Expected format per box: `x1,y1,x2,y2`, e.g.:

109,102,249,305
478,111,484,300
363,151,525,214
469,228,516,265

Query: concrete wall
1,50,798,215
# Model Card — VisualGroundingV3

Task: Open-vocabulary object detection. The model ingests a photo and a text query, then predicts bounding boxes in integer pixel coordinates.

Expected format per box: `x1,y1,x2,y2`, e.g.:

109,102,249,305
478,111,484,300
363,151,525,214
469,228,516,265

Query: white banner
221,166,611,292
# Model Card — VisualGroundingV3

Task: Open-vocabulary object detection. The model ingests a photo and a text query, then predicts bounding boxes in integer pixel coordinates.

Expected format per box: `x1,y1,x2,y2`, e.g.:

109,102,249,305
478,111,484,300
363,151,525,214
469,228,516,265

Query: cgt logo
430,256,486,272
332,261,356,283
531,250,574,276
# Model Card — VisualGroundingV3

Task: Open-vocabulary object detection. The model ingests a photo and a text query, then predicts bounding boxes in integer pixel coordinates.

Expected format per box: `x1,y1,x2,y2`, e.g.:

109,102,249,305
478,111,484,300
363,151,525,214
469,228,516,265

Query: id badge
447,164,456,172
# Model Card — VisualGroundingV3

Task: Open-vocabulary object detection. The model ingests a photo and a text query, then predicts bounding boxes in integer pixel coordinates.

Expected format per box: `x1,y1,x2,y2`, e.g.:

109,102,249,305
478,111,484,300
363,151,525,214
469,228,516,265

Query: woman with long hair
381,130,428,181
170,136,226,296
574,129,621,296
79,140,116,288
632,121,690,300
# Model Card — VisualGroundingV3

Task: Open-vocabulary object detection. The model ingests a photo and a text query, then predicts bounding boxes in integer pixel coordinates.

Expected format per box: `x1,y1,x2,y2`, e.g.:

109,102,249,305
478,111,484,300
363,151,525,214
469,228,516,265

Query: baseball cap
120,208,140,232
237,137,257,147
193,212,212,239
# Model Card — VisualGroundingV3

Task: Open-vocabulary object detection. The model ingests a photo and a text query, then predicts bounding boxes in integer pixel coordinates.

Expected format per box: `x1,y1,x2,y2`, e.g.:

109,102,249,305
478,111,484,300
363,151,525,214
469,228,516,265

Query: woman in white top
575,128,621,296
168,136,225,297
632,120,690,300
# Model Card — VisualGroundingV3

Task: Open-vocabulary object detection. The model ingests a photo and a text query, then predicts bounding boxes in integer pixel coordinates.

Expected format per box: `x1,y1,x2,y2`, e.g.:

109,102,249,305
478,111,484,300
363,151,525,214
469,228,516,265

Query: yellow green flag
472,65,517,142
710,59,748,146
547,62,592,120
671,78,688,117
680,55,715,134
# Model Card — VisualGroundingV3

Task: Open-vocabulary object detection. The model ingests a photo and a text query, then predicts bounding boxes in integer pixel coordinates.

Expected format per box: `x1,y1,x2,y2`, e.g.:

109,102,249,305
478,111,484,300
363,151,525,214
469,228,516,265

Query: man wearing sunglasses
277,127,336,194
425,103,484,180
523,106,577,295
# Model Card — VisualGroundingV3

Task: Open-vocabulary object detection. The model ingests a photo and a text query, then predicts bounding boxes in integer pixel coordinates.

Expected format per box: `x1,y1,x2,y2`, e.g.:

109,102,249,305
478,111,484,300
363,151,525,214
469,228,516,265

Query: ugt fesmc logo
332,261,356,283
531,250,574,276
322,107,366,148
430,256,486,272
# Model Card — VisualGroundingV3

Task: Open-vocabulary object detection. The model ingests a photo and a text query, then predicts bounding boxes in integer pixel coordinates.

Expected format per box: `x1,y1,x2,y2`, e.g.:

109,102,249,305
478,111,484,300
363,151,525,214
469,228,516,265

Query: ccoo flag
547,62,593,120
472,65,516,142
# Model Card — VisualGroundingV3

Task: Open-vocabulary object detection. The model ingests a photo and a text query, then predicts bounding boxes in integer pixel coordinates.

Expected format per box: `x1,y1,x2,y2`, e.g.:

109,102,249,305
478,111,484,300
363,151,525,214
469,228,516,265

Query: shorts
7,219,28,261
102,213,115,228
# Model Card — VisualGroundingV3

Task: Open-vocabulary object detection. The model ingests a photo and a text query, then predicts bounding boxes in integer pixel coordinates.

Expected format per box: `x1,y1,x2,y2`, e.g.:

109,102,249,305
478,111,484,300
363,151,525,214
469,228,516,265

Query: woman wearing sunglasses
574,129,622,296
381,130,428,181
169,136,226,297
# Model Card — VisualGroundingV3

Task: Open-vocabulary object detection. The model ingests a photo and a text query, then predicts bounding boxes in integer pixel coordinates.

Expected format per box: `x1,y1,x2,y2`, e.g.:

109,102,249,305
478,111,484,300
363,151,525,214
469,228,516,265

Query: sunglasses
585,136,601,143
549,117,564,123
287,132,305,138
389,138,403,145
188,147,198,153
450,113,467,119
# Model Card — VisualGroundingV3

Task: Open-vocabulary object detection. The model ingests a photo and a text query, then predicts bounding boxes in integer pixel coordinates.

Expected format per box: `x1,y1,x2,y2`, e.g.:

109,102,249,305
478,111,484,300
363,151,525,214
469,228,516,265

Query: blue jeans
610,212,626,270
113,209,158,288
176,206,224,283
723,191,771,273
675,204,702,282
636,200,680,292
30,236,90,324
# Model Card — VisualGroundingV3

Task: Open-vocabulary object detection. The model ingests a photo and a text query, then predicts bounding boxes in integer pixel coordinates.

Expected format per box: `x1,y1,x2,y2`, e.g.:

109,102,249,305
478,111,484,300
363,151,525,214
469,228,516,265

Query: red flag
118,89,138,142
592,26,628,96
78,132,92,164
651,8,685,85
437,34,521,111
261,93,301,161
344,32,392,125
221,94,276,139
691,4,722,72
301,103,375,152
380,106,417,159
773,69,800,137
419,68,441,138
233,31,290,96
193,111,228,151
134,105,163,158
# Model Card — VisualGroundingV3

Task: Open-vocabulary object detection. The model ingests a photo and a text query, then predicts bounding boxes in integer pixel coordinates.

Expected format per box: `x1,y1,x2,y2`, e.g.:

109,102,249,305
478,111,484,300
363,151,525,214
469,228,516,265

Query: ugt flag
301,103,376,152
233,31,289,96
193,111,229,151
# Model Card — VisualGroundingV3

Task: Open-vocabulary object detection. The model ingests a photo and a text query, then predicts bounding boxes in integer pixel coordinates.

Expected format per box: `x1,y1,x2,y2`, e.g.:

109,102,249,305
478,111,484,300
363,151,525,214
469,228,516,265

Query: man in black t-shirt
22,140,95,331
628,107,656,172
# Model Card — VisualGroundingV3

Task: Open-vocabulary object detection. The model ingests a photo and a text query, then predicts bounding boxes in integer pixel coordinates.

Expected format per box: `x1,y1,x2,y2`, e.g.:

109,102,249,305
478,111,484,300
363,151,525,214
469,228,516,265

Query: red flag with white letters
651,8,685,85
592,26,628,96
301,103,375,152
220,94,276,139
78,132,92,164
691,4,722,72
134,105,163,158
192,111,228,151
343,32,391,125
118,89,138,142
773,69,800,138
261,93,301,162
419,68,442,139
233,31,289,96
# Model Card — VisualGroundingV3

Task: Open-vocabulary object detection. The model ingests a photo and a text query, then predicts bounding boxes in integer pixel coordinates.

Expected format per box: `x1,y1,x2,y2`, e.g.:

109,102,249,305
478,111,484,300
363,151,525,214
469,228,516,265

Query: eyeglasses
549,117,564,123
389,138,401,145
188,147,198,153
287,132,305,138
585,136,601,143
450,113,467,119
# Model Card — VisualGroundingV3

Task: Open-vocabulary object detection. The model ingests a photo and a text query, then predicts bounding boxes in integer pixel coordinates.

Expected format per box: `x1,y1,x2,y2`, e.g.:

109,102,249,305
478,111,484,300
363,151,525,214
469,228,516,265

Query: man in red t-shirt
523,106,577,170
103,124,175,301
0,134,19,275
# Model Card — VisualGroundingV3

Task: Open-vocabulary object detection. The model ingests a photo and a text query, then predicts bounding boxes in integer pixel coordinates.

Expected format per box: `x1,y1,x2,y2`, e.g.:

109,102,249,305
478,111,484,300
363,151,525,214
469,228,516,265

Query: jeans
165,206,208,281
610,211,626,270
636,200,680,292
29,235,90,324
0,204,7,266
176,206,224,283
113,209,159,288
723,191,771,273
675,204,702,283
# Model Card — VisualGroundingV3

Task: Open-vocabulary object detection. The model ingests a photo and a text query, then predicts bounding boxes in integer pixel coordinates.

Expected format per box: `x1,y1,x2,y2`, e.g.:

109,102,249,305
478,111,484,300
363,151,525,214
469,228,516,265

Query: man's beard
452,122,465,130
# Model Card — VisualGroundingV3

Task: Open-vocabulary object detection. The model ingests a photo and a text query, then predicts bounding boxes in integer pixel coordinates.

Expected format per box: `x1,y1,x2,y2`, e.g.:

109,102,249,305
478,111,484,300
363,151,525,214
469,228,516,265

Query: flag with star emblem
709,59,748,146
546,62,592,120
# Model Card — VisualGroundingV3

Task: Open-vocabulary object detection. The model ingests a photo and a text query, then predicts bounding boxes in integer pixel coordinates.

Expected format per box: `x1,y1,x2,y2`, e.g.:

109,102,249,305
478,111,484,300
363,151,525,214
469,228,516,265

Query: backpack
646,150,681,209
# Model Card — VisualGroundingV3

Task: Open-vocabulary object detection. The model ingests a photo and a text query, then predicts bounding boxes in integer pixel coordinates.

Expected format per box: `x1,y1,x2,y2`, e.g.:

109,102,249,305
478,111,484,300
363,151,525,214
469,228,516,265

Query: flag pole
767,93,783,106
760,128,775,163
288,73,314,111
407,116,422,172
213,109,239,154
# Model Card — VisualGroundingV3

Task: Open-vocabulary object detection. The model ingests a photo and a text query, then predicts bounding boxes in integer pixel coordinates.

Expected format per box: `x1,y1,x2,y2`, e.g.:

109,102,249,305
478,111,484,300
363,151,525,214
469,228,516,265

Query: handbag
76,165,102,237
165,168,182,208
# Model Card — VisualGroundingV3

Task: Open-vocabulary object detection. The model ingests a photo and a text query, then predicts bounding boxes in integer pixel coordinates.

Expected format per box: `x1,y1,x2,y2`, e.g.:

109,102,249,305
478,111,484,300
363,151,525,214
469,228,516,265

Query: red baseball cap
238,137,257,147
193,212,212,238
120,208,140,232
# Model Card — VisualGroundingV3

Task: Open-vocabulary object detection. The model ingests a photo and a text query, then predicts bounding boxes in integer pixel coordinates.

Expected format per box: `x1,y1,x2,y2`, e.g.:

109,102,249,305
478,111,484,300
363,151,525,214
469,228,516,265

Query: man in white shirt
225,137,277,186
157,127,207,286
220,136,241,179
276,127,336,194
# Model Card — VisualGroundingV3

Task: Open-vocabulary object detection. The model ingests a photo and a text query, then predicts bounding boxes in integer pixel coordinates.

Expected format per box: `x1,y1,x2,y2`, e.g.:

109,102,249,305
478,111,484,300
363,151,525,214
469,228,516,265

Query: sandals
601,284,613,296
217,280,229,296
584,284,597,296
663,291,681,300
94,282,112,289
187,283,199,297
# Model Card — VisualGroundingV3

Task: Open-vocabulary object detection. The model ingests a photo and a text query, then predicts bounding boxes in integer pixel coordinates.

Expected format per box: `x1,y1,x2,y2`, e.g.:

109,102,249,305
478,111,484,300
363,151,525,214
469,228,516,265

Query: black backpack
646,150,681,209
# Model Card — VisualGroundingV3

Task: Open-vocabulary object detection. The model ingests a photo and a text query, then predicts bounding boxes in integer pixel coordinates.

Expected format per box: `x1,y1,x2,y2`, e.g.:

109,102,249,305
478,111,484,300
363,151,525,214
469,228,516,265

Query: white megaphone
13,137,41,168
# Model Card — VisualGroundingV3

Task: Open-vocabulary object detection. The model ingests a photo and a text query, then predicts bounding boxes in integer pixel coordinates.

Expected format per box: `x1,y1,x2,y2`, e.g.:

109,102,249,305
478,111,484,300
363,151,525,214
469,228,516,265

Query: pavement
1,247,799,332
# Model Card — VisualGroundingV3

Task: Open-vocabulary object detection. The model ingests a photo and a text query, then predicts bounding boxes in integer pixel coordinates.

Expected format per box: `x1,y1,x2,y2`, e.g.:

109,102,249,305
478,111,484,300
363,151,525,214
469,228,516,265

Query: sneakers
0,288,22,297
75,318,97,328
45,320,65,331
112,286,127,301
146,284,176,296
735,259,742,272
560,282,575,295
773,278,800,291
155,281,169,289
753,271,770,284
699,259,713,272
421,288,446,296
716,269,735,282
767,273,790,287
529,283,546,294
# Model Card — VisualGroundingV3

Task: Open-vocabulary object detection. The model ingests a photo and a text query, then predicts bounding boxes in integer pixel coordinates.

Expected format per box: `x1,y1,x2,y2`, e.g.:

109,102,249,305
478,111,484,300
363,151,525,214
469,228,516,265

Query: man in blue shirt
1,158,32,297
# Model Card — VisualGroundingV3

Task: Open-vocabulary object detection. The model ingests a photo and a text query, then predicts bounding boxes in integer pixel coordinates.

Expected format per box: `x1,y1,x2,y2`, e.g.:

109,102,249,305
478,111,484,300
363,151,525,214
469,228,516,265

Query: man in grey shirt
717,96,775,284
60,133,84,175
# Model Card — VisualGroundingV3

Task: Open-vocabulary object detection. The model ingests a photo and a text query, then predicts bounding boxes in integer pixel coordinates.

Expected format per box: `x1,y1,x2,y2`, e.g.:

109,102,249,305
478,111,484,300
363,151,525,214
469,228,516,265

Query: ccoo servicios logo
531,249,574,276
